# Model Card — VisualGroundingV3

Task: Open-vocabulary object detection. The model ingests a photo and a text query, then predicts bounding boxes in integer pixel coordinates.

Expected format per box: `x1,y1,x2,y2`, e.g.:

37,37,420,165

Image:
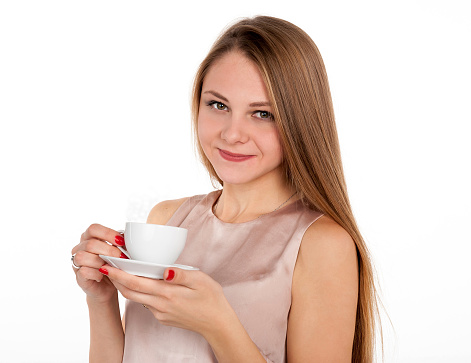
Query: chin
216,173,254,186
216,167,284,187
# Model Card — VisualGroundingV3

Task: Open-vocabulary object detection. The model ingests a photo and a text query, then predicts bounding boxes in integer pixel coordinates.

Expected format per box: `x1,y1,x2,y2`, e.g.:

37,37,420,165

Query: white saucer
99,255,199,279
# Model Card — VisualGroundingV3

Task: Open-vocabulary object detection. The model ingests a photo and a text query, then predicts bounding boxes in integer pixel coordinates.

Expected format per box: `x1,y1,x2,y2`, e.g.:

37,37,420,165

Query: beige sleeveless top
123,191,323,363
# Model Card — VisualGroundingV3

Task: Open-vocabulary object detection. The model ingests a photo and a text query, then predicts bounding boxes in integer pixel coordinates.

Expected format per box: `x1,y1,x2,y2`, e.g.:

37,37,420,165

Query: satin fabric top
123,191,323,363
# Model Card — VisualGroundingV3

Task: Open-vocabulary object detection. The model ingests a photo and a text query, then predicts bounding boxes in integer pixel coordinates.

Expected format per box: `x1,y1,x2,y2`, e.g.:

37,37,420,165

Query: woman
72,16,380,362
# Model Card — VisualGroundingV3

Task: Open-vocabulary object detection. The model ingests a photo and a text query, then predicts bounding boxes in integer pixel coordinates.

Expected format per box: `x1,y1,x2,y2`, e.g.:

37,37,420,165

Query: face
197,52,283,186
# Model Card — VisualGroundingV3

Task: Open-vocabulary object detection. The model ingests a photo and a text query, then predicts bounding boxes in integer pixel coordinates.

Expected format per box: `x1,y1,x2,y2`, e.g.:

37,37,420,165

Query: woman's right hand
72,224,128,303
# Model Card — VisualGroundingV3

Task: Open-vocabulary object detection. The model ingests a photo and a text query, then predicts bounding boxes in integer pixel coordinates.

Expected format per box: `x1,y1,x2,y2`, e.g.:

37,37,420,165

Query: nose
220,115,249,144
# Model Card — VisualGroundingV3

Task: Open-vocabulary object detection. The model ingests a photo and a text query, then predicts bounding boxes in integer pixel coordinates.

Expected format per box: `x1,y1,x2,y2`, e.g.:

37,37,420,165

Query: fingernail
120,252,129,259
166,269,175,281
99,267,108,275
115,235,125,246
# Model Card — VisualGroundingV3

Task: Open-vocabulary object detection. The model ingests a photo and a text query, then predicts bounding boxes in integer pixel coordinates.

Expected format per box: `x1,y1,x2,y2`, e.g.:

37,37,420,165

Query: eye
207,101,228,111
253,110,273,120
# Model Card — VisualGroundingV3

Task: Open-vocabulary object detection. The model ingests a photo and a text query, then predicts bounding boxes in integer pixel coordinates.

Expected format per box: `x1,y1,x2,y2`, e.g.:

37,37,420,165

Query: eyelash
206,100,274,120
206,100,228,111
253,110,274,120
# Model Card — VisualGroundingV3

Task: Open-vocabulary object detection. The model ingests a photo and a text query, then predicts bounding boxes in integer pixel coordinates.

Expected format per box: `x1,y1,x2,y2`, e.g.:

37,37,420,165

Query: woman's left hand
100,265,235,338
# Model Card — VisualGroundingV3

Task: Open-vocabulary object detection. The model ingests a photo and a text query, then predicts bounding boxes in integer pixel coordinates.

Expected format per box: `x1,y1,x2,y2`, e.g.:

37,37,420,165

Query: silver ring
71,253,80,269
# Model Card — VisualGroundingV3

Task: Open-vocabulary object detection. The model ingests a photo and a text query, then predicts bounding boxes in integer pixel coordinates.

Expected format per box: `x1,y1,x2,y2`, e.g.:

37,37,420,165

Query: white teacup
124,222,188,265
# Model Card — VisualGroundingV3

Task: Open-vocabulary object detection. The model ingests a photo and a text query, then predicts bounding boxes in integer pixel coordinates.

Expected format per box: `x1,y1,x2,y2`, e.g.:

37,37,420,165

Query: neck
214,171,297,223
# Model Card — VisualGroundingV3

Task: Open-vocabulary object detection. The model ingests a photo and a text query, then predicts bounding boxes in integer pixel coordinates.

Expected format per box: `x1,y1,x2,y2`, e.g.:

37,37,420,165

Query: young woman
72,16,380,363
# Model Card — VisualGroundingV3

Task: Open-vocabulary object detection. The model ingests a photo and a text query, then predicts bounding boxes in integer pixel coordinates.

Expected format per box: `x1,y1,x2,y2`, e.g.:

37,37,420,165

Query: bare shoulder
146,197,190,225
288,215,358,361
298,215,357,267
294,215,358,290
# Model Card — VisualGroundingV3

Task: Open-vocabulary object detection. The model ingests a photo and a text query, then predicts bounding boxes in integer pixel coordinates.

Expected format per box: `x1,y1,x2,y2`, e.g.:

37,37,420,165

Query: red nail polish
120,252,129,259
166,269,175,281
99,267,108,275
115,235,125,246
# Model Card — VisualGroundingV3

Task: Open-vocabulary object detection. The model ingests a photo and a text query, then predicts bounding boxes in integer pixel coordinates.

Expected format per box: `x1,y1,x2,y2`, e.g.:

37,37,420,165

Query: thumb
164,268,176,282
163,267,197,289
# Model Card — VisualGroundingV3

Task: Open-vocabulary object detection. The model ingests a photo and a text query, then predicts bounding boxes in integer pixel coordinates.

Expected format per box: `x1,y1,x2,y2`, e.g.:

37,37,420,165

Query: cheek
197,114,214,152
263,129,284,160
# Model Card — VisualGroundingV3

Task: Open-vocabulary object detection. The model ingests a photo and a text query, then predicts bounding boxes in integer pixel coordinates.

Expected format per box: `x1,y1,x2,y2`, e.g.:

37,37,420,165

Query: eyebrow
203,90,229,103
249,101,271,107
203,90,271,108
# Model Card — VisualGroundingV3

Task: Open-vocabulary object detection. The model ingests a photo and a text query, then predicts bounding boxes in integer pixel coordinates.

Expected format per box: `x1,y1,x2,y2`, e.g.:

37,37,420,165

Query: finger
83,237,128,258
76,265,106,283
102,266,164,306
110,279,163,316
163,268,199,289
101,264,163,295
110,278,147,303
80,223,125,247
73,250,114,269
108,275,172,317
72,239,128,265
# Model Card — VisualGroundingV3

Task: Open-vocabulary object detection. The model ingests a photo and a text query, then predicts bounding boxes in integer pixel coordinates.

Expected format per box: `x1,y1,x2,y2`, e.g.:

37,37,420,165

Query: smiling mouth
218,149,255,162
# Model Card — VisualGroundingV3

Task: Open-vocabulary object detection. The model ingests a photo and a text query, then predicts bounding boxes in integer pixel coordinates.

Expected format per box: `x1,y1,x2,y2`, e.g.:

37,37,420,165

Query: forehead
202,52,269,102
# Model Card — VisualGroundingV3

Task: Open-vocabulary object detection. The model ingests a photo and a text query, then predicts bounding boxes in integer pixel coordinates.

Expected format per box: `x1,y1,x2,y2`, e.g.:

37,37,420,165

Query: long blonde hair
191,16,381,362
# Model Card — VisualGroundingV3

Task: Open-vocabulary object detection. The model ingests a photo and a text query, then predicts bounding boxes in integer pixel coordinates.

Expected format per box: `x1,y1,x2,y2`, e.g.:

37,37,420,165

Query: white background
1,1,470,362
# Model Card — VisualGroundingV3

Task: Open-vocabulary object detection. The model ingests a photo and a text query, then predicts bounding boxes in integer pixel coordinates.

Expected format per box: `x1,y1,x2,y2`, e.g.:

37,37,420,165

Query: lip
218,149,255,162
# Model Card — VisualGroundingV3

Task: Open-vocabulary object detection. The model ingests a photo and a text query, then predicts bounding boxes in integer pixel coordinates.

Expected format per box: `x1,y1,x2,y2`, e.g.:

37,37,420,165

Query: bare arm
287,216,359,362
87,293,124,363
203,314,268,363
72,224,129,362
